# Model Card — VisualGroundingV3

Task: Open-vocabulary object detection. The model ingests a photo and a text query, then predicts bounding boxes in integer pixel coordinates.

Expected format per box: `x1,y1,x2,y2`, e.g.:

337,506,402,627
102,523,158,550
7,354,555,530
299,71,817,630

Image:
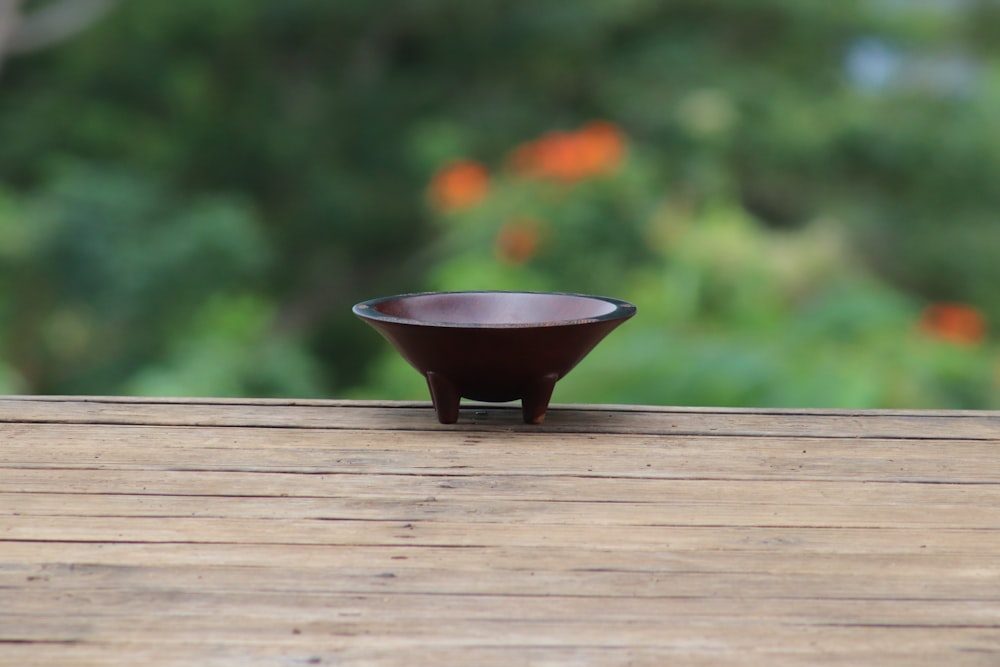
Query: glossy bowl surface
353,291,636,423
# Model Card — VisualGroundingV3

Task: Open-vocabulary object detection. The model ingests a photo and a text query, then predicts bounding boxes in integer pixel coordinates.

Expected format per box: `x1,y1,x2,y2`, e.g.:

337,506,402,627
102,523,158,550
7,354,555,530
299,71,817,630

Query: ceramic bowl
353,291,636,423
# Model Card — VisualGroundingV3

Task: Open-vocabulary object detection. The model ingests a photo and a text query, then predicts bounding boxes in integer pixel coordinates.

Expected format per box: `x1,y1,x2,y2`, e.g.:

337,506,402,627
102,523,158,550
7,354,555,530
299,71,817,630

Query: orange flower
428,159,490,212
511,131,581,182
509,121,626,183
919,303,987,345
575,121,626,176
495,217,544,265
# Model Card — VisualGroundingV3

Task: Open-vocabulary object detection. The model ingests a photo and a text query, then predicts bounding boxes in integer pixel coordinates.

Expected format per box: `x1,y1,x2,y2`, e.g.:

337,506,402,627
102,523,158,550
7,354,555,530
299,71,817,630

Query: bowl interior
362,292,627,327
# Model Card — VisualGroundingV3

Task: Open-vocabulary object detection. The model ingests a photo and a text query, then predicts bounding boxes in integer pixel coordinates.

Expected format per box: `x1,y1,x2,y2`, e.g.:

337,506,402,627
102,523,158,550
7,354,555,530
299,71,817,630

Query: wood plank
3,560,999,602
4,587,998,629
3,514,999,556
4,488,1000,529
2,396,999,440
3,540,999,575
2,644,996,667
4,468,999,508
3,422,999,484
4,611,999,646
2,645,997,667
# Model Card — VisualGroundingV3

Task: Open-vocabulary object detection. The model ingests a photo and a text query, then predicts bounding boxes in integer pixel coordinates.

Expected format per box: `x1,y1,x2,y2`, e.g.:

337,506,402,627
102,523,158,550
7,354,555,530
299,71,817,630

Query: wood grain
1,396,999,666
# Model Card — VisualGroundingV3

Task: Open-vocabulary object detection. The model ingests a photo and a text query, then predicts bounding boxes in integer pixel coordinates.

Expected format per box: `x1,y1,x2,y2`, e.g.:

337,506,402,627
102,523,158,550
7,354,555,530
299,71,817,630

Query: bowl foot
426,371,559,425
521,372,559,424
426,371,461,424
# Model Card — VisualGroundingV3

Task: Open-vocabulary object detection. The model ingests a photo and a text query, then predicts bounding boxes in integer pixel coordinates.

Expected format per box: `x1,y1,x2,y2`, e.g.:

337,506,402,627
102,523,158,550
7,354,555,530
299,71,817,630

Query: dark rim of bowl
352,290,637,329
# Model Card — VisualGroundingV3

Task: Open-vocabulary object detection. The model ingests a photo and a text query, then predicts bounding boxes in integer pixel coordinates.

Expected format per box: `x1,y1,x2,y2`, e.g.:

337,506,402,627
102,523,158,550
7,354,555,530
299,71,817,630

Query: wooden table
2,396,999,666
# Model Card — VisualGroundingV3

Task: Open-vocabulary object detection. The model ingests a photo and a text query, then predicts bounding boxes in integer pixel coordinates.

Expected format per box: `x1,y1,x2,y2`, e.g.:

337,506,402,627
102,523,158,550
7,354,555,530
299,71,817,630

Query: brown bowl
353,291,636,424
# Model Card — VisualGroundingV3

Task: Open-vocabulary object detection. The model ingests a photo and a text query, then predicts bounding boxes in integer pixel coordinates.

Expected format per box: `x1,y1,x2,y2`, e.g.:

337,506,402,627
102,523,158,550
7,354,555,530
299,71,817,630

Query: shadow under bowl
353,291,636,424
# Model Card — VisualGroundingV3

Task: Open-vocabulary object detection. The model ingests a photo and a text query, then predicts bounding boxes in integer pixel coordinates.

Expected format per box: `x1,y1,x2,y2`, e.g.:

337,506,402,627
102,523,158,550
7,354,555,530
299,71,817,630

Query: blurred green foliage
359,135,999,409
1,0,998,407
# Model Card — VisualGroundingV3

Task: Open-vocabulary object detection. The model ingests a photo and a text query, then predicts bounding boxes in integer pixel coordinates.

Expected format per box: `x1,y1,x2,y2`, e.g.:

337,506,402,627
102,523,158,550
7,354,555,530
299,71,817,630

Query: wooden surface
1,395,999,666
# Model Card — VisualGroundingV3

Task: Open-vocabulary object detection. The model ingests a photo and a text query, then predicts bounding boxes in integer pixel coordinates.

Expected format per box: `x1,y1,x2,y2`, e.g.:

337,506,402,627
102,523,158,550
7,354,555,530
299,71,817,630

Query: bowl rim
352,290,636,329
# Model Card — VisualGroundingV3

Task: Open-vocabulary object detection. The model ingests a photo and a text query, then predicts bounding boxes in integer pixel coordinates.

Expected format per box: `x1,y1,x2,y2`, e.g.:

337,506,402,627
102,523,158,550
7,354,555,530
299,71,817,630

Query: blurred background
1,0,999,408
